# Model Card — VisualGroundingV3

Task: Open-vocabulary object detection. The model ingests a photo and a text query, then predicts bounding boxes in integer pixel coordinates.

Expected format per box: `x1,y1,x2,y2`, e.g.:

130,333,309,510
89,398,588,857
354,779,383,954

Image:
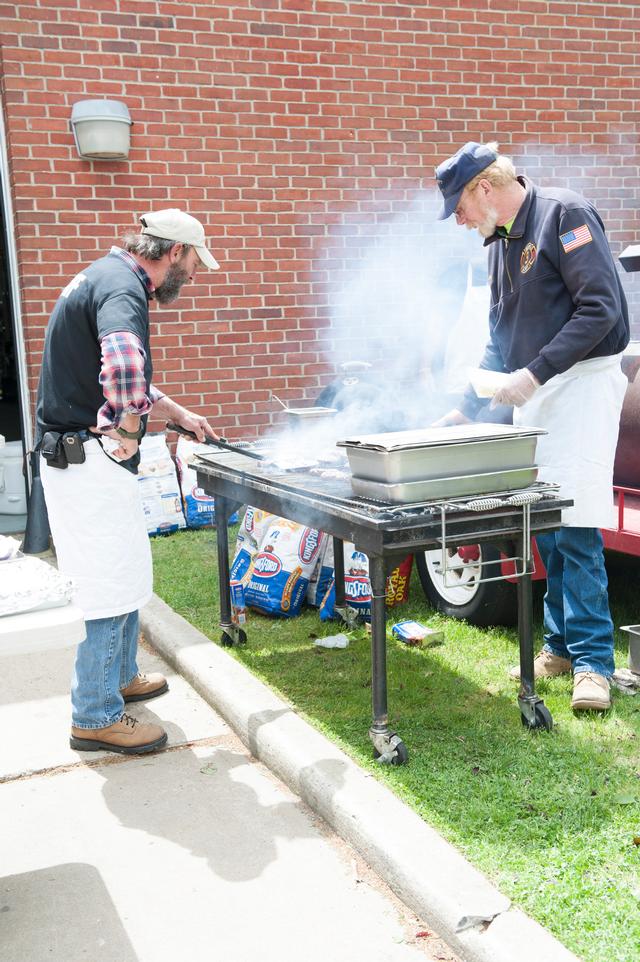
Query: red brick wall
2,0,639,438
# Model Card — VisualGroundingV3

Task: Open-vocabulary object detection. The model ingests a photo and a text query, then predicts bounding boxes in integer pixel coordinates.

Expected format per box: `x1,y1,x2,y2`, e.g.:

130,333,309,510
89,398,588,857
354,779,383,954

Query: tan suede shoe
509,649,572,681
120,672,168,704
572,671,611,711
70,713,168,754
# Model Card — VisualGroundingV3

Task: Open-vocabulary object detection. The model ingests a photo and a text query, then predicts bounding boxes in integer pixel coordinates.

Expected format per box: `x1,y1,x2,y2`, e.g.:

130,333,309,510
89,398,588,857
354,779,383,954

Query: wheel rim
423,547,483,607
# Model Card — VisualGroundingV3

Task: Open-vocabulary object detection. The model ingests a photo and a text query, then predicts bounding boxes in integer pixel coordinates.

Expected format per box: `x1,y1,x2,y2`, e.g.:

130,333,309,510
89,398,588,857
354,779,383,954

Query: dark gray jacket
461,176,629,418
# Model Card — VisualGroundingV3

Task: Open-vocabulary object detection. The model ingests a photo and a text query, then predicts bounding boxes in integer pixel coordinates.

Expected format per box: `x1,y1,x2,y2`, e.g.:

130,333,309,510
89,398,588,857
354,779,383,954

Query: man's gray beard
477,207,499,239
154,263,189,304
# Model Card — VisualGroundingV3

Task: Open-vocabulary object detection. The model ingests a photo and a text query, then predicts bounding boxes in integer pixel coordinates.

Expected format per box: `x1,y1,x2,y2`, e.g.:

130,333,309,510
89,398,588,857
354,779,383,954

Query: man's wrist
115,424,144,440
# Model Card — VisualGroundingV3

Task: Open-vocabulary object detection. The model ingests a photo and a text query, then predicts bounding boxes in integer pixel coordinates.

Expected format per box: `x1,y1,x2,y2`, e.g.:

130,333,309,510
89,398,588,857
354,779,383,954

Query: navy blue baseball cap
435,142,498,220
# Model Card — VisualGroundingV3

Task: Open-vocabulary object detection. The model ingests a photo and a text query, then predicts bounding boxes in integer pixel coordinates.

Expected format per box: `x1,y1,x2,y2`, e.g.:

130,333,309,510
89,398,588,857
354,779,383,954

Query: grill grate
195,447,561,521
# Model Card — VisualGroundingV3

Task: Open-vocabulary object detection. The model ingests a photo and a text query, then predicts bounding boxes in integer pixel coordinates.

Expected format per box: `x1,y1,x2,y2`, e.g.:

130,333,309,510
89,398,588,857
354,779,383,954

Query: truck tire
415,543,517,627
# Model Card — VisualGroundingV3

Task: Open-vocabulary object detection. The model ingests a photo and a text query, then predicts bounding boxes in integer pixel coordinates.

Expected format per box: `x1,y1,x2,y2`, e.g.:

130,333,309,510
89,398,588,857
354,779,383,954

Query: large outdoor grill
195,431,571,766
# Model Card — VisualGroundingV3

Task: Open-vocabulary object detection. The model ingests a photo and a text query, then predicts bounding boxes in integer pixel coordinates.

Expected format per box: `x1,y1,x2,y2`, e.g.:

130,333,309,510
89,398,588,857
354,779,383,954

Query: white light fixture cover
70,99,132,160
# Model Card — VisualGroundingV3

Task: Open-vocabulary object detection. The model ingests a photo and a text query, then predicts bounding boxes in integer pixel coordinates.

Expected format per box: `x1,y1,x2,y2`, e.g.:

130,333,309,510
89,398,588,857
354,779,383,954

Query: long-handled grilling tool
165,422,267,461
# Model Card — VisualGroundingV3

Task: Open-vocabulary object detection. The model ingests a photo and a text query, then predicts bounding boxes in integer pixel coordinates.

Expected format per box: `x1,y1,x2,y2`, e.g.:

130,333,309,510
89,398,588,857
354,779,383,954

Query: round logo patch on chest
520,242,537,274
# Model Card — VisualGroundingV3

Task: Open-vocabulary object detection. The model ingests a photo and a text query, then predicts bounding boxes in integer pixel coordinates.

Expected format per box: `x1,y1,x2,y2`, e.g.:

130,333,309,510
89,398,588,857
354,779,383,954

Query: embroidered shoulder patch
520,242,537,274
559,224,593,253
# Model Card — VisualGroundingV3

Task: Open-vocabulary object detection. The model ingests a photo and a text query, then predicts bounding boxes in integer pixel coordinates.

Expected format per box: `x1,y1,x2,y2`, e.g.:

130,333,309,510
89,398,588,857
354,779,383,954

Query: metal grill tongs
165,421,267,461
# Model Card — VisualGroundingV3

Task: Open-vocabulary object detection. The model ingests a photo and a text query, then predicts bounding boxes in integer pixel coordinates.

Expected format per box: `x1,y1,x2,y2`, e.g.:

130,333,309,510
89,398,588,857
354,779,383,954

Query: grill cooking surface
195,448,571,537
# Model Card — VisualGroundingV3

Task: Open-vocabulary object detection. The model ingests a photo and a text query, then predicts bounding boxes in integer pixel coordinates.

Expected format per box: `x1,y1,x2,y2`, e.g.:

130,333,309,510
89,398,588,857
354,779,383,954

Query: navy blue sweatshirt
461,176,629,418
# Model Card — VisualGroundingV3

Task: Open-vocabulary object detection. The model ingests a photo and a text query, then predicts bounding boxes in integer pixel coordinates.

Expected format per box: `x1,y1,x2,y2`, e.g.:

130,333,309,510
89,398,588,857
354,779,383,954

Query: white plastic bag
137,433,186,536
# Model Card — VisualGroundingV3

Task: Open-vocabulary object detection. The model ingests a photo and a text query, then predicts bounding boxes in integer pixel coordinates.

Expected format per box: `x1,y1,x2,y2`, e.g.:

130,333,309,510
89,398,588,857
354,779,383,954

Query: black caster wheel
373,740,409,765
521,702,553,731
220,628,247,647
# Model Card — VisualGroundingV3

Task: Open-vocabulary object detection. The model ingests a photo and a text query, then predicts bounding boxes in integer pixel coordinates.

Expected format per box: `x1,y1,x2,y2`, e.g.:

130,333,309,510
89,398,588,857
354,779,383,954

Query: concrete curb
141,594,580,962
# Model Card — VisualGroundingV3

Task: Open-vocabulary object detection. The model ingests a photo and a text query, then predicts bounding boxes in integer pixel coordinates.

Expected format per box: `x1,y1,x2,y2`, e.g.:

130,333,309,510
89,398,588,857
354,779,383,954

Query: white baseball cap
140,208,220,270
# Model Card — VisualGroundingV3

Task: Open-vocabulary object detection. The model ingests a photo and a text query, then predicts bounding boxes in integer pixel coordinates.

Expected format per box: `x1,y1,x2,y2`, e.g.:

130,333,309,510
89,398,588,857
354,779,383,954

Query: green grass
151,527,640,962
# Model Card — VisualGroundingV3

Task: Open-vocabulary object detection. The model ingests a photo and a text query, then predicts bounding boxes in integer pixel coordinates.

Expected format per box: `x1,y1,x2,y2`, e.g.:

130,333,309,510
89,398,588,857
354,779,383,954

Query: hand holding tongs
165,422,266,461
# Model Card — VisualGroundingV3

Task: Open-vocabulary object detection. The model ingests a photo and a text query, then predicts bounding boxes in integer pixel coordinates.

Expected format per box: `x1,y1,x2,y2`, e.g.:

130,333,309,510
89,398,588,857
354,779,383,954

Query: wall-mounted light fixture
70,99,132,160
619,245,640,273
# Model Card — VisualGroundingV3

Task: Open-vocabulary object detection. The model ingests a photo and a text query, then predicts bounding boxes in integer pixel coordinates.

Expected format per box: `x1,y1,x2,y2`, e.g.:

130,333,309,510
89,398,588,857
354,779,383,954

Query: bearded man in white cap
36,209,219,754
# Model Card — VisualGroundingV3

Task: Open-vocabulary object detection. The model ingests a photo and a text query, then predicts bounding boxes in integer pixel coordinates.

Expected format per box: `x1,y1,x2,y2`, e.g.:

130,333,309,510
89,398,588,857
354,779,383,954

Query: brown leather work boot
572,671,611,711
70,713,168,754
120,672,168,704
509,649,572,681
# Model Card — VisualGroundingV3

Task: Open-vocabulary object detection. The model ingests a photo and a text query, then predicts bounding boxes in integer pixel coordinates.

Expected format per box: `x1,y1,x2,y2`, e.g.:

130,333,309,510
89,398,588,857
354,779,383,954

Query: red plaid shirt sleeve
96,331,154,430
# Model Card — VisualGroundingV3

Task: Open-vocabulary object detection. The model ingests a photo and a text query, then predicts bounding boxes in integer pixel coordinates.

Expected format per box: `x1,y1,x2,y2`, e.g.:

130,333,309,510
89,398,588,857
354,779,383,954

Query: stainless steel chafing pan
351,465,539,504
337,424,546,484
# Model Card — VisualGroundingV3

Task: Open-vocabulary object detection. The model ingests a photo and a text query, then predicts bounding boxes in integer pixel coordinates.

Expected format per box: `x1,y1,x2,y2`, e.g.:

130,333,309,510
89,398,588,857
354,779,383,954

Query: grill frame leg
515,535,553,731
216,497,246,646
368,555,408,764
333,536,345,608
333,536,362,629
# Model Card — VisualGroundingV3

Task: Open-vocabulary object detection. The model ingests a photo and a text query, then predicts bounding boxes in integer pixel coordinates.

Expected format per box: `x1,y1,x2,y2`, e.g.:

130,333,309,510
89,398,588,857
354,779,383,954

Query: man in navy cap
435,141,629,712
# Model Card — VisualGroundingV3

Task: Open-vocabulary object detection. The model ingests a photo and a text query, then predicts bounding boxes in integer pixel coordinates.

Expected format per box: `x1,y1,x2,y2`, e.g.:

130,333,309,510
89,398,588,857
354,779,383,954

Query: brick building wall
1,0,639,438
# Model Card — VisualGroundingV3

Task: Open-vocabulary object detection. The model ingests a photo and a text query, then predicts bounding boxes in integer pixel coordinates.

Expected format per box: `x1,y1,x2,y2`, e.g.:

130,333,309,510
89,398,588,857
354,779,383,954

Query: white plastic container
0,441,27,515
620,625,640,675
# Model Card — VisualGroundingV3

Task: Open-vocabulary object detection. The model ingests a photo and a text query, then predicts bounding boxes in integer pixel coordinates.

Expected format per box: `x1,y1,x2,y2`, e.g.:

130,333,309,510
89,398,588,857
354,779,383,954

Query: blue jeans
71,610,139,729
535,528,615,678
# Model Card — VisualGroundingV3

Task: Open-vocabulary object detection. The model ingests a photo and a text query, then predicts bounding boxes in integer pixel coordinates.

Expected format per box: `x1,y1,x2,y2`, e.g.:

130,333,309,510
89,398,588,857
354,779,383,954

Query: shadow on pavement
1,862,139,962
97,717,320,883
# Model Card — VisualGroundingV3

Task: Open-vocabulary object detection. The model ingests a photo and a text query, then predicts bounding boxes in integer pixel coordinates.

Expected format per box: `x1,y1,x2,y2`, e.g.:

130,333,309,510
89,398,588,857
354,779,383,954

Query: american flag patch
559,224,593,253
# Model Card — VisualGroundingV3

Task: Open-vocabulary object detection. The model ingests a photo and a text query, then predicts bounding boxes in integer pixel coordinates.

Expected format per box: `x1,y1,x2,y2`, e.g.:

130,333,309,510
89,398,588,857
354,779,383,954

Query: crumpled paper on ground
455,898,511,932
611,668,640,695
0,555,74,617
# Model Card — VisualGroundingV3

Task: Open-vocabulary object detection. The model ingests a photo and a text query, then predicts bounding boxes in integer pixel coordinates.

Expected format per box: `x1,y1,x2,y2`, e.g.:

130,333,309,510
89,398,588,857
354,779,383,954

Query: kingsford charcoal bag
244,518,325,618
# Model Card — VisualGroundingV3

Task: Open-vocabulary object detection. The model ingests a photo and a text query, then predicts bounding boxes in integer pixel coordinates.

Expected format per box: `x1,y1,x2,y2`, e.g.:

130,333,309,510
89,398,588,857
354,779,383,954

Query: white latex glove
431,408,472,428
490,368,540,408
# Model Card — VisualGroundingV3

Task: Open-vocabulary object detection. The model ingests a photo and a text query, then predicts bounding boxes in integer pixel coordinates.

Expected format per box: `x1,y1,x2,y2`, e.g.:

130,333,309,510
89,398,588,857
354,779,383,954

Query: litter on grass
392,620,444,647
611,668,640,694
315,633,350,649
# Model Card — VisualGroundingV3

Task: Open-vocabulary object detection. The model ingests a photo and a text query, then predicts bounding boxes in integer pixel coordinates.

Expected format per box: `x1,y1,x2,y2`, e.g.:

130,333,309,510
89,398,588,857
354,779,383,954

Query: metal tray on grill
337,424,545,484
351,465,539,504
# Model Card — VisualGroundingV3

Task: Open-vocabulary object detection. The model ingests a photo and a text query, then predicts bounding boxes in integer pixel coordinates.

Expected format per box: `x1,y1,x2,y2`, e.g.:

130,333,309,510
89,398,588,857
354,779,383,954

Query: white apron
40,439,153,620
513,354,627,527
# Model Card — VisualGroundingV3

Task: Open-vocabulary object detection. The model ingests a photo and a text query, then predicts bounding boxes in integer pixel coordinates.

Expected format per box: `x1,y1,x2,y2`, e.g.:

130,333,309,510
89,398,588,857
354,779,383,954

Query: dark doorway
0,188,28,534
0,204,22,442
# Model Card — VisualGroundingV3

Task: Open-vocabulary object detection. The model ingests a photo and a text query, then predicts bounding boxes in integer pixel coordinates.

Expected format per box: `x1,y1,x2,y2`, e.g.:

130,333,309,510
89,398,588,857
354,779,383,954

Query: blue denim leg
536,528,615,678
119,610,140,690
535,531,567,657
71,613,130,729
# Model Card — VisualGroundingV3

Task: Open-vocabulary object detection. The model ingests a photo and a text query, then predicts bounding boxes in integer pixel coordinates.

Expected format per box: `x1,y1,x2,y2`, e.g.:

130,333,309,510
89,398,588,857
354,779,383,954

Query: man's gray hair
121,231,193,261
465,141,517,191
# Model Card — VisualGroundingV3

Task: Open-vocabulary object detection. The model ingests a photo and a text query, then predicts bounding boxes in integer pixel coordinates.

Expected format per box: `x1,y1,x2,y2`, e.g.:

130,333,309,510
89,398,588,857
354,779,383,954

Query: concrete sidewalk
140,594,581,962
0,635,457,962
